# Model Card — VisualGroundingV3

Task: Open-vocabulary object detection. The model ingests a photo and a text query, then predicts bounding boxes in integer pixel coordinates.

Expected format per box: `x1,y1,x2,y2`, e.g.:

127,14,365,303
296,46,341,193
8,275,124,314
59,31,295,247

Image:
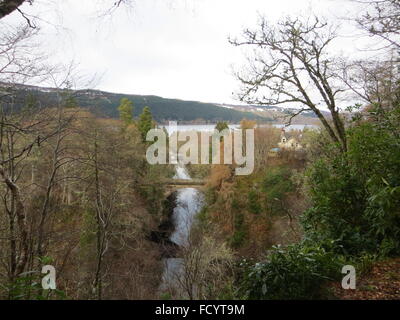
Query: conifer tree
138,106,154,142
118,98,134,127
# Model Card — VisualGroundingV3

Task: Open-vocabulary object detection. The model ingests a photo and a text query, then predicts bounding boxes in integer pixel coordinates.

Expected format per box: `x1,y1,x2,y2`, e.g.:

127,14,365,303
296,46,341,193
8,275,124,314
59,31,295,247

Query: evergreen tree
215,121,229,132
118,98,134,126
138,106,154,142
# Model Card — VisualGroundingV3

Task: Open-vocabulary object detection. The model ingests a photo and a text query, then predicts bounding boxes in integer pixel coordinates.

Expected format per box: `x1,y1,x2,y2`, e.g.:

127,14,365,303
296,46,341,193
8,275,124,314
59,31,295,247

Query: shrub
238,106,400,300
239,243,342,300
262,166,294,215
247,190,261,214
231,230,247,249
303,121,400,256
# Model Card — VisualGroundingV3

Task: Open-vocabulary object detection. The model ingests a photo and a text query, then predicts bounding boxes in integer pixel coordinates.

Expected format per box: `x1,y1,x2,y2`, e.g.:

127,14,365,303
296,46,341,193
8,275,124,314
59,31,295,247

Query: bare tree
0,100,71,282
177,233,233,300
34,107,77,259
77,117,135,300
0,23,52,85
353,0,400,49
231,16,348,152
340,55,399,108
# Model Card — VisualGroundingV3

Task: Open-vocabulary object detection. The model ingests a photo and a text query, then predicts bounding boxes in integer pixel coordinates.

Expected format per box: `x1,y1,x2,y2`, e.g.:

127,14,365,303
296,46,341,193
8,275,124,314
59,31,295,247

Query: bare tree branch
231,16,348,151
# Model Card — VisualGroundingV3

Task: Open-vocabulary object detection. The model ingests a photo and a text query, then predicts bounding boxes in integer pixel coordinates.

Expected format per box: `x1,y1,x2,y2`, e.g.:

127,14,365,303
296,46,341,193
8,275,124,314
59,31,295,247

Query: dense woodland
0,0,399,300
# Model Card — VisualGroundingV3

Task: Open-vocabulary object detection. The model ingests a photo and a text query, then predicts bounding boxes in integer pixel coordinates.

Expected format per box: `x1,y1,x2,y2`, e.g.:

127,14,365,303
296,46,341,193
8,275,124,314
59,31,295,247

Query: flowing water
158,123,315,296
159,162,204,296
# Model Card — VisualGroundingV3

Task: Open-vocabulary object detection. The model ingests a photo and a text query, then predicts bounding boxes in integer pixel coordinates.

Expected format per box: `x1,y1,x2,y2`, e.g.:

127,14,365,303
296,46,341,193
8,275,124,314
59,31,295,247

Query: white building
277,129,303,151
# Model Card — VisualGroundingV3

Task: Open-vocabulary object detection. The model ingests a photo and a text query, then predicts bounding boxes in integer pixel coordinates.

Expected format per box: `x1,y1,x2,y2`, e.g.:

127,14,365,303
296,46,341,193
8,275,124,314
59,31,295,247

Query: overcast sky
4,0,367,104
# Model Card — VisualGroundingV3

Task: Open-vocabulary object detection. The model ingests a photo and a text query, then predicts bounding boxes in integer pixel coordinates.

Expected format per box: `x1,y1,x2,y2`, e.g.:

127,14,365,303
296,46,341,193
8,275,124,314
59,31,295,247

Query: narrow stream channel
159,162,204,297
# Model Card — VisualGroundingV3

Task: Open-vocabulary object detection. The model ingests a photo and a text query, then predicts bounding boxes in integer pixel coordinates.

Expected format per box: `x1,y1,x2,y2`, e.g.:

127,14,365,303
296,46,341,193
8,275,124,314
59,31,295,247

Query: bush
303,121,400,256
239,243,342,299
262,166,294,215
231,230,247,249
238,108,400,299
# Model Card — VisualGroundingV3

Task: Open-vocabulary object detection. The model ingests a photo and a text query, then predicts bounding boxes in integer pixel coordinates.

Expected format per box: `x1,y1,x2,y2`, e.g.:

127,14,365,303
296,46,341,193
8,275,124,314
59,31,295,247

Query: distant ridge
216,103,328,125
0,83,270,123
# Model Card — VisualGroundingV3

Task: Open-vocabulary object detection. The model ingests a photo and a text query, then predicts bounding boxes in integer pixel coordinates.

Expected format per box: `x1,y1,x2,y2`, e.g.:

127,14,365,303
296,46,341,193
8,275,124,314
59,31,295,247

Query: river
159,161,204,297
158,123,315,297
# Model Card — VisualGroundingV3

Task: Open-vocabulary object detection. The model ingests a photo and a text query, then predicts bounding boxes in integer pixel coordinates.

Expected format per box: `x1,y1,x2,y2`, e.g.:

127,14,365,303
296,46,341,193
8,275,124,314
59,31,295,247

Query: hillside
0,83,330,124
217,103,328,125
0,83,269,123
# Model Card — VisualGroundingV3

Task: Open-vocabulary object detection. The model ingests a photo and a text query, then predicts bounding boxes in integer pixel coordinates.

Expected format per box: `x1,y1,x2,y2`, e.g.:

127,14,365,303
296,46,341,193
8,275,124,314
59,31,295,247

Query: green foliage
38,256,54,265
239,106,400,300
247,190,261,214
350,252,378,276
137,164,170,215
231,230,247,249
262,166,294,215
7,272,44,300
303,120,400,256
196,207,209,226
159,292,172,300
204,187,217,206
239,243,342,300
6,268,67,300
118,98,134,126
138,106,154,142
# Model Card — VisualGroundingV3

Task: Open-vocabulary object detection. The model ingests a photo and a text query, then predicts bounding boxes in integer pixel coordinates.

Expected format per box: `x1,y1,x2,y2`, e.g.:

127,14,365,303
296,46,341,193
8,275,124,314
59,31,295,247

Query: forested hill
0,83,268,123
